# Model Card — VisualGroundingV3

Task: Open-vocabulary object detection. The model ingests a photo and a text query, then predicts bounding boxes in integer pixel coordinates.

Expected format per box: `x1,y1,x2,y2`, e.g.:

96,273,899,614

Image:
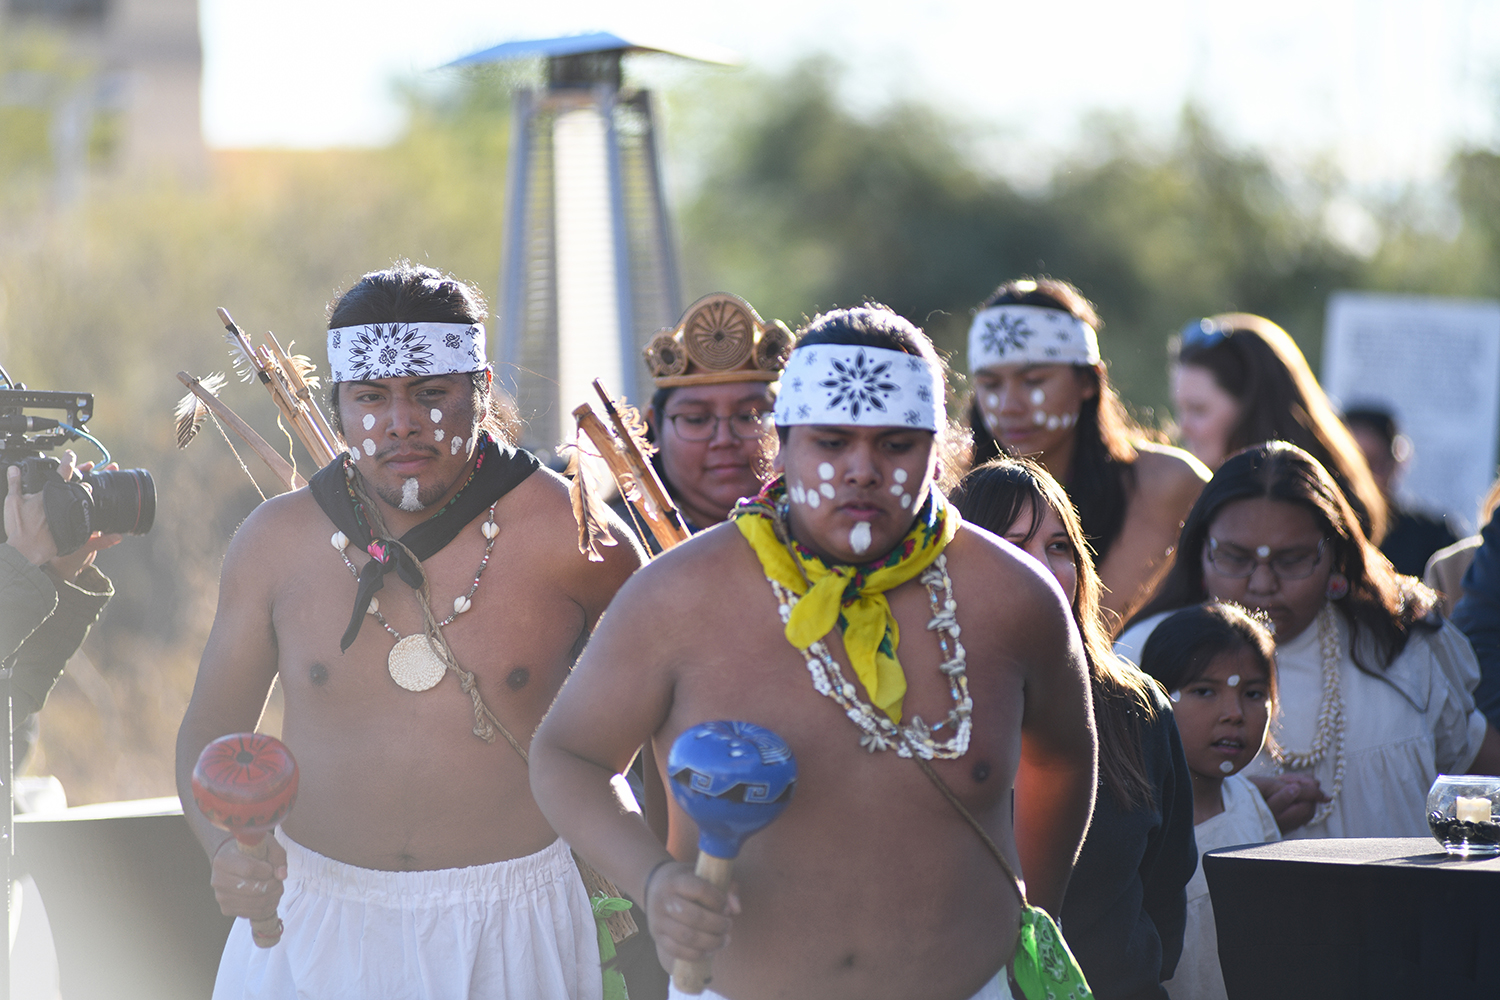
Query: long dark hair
967,278,1153,562
1173,313,1386,542
1131,442,1435,675
953,456,1160,810
1140,601,1277,705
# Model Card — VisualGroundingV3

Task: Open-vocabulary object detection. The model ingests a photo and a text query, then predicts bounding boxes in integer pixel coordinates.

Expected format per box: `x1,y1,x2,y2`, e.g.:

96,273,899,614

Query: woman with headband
968,278,1210,626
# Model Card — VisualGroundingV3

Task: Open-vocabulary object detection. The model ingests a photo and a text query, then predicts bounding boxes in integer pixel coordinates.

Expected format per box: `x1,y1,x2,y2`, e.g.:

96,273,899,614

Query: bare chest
271,534,585,713
662,576,1022,828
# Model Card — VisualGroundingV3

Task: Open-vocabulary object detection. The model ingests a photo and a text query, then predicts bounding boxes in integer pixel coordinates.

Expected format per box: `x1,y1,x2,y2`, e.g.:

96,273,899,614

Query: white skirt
213,832,602,1000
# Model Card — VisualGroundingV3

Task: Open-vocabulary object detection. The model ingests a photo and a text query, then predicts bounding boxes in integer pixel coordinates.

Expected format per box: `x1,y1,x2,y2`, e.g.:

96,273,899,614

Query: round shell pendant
387,634,447,692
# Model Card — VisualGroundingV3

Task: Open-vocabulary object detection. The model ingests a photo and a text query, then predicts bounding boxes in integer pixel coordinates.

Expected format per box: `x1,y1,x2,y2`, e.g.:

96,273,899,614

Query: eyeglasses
1205,537,1327,580
1180,318,1231,352
666,411,771,442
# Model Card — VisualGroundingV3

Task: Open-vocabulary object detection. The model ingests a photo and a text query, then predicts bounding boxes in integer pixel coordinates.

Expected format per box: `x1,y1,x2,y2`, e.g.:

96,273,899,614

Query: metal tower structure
448,32,729,453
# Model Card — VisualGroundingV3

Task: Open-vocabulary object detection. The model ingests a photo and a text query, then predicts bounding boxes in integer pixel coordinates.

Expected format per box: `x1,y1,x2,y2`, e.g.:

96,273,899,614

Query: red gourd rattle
191,733,300,948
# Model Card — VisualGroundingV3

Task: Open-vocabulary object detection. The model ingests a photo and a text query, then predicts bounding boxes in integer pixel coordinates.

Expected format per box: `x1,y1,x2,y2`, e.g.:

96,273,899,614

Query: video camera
0,385,155,556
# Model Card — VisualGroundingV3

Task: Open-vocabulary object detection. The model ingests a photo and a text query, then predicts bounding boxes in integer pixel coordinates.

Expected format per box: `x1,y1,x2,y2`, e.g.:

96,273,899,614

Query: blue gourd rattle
667,720,798,993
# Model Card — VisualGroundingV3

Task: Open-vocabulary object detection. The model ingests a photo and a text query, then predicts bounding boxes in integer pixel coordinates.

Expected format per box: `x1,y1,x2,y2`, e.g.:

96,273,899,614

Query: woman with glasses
1117,441,1500,837
632,294,792,550
1171,312,1386,542
967,278,1210,625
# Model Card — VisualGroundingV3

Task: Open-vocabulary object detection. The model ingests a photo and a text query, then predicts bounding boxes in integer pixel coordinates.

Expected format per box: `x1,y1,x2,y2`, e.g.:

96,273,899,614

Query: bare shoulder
498,465,645,617
945,523,1071,631
609,520,760,611
223,486,326,572
1129,442,1210,506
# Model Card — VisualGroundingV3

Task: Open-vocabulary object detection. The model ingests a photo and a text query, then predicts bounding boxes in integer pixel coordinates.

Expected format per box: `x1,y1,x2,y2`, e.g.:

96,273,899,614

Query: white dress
1164,774,1280,1000
1117,605,1489,840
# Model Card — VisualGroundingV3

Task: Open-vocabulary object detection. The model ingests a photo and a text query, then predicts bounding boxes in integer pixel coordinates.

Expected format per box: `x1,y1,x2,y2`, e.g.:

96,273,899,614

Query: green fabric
590,894,632,1000
1012,906,1092,1000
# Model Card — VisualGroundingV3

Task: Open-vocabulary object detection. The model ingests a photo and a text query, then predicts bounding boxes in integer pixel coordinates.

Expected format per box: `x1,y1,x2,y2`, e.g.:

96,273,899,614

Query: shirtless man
531,306,1097,1000
175,262,642,1000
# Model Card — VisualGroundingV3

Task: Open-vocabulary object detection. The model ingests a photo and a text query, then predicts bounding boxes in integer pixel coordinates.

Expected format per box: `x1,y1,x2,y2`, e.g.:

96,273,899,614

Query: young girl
967,278,1208,625
1139,602,1281,1000
955,457,1197,1000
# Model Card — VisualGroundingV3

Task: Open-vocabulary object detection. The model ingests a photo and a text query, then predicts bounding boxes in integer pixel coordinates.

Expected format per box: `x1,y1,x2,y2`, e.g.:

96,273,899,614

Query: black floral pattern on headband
820,349,899,420
977,312,1036,357
346,324,435,380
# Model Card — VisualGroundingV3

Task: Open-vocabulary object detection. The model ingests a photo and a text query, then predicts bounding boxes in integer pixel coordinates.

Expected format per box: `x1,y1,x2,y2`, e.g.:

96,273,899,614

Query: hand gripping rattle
667,720,798,994
191,733,300,948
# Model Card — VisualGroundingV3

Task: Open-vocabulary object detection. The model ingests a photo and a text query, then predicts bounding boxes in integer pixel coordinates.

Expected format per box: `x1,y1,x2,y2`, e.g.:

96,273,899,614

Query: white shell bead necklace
766,553,972,759
1267,602,1345,828
332,502,500,692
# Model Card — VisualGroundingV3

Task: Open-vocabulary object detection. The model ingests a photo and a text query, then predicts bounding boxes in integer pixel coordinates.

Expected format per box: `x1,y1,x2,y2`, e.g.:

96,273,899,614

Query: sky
201,0,1500,191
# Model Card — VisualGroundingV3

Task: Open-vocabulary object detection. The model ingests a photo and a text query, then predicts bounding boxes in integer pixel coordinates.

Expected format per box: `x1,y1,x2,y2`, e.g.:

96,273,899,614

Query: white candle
1456,796,1492,824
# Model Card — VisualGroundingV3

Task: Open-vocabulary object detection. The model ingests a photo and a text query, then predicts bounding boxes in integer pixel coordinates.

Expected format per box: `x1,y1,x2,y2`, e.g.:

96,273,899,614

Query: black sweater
1061,686,1197,1000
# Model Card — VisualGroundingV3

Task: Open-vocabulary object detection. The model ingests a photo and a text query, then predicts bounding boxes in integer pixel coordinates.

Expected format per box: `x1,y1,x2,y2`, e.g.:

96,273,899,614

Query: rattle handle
671,852,735,995
235,835,285,948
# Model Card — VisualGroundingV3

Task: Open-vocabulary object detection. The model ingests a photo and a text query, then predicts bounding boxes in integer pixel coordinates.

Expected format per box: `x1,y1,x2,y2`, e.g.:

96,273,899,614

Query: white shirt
1164,774,1280,1000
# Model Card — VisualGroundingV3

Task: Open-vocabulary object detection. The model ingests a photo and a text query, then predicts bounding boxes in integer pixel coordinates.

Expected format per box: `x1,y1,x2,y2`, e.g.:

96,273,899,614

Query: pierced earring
1326,572,1349,600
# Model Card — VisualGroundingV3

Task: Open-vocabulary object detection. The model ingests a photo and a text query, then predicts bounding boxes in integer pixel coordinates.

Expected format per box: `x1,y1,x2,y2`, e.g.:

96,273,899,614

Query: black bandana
309,433,540,651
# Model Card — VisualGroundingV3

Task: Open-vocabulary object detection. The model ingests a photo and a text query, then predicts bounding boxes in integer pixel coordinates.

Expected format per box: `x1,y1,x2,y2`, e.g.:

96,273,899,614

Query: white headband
968,305,1100,370
773,345,944,432
327,322,488,383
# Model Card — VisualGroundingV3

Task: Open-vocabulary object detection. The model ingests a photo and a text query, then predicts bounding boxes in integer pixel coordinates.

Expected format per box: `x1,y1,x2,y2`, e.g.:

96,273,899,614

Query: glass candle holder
1427,775,1500,857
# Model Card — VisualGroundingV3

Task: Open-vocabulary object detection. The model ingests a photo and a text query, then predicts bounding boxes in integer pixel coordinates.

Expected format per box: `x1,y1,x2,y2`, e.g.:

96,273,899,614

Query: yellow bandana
733,479,960,723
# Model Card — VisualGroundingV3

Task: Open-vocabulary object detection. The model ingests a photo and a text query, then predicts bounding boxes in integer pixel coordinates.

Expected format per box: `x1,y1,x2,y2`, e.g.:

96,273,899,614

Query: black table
1205,837,1500,1000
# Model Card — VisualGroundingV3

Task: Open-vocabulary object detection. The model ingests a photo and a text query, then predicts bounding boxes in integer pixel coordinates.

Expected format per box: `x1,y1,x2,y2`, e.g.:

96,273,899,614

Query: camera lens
82,468,155,535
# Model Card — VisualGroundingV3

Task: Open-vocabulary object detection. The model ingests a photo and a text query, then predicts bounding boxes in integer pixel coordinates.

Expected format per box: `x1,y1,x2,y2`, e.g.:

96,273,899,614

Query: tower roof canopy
446,31,738,68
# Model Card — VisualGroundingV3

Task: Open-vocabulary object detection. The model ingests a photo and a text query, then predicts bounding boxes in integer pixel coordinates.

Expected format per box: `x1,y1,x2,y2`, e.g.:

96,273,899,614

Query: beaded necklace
765,552,972,759
1267,602,1345,828
332,499,500,693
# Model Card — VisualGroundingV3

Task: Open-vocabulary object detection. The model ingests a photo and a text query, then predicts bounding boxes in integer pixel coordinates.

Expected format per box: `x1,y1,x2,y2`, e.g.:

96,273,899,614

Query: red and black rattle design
191,733,299,948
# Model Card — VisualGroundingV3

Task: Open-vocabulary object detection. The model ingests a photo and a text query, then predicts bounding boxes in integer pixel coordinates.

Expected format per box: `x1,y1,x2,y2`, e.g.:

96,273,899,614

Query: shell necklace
765,553,972,759
1267,602,1345,828
332,502,500,692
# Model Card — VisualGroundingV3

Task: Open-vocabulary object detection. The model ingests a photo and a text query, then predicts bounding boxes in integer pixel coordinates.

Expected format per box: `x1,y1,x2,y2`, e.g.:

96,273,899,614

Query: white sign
1323,291,1500,533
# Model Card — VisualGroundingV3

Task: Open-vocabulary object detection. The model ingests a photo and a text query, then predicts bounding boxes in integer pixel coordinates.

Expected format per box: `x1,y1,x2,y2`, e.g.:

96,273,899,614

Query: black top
1379,504,1459,578
1060,685,1198,1000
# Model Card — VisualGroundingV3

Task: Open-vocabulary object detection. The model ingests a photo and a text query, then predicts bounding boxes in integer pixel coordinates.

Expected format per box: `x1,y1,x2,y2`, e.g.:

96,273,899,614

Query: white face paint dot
1219,761,1235,774
1032,411,1047,426
1256,545,1271,558
1226,674,1240,687
1046,415,1061,430
985,412,999,429
362,438,376,456
849,521,872,554
806,490,821,509
818,462,835,481
1030,388,1046,406
890,484,904,496
399,477,422,511
361,413,375,431
1170,690,1181,703
450,436,462,455
819,482,836,499
430,409,443,423
900,493,912,509
985,393,1000,409
434,429,445,442
893,469,908,484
